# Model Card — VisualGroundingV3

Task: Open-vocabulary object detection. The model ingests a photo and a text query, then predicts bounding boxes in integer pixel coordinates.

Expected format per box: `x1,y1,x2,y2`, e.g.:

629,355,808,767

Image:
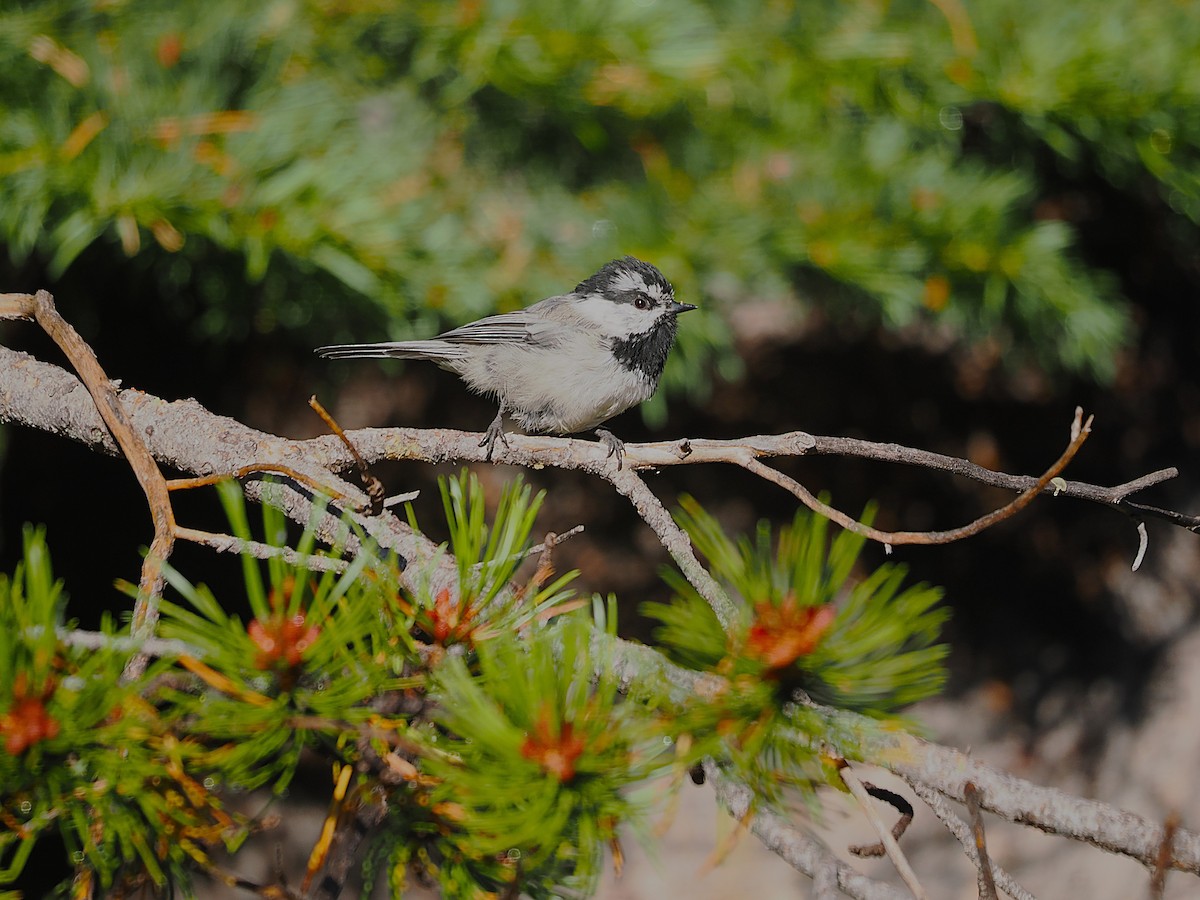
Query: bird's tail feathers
315,340,468,361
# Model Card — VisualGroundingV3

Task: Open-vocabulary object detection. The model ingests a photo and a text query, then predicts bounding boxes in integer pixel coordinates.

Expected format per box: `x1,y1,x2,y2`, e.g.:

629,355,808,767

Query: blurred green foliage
3,0,1198,389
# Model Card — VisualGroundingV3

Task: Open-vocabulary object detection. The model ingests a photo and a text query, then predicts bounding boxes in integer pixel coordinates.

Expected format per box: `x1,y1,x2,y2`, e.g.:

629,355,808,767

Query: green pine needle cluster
645,495,948,798
412,617,671,898
397,472,583,649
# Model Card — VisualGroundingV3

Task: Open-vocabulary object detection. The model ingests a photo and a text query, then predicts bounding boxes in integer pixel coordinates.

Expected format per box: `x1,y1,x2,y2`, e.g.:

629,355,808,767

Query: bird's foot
480,410,511,462
595,428,625,470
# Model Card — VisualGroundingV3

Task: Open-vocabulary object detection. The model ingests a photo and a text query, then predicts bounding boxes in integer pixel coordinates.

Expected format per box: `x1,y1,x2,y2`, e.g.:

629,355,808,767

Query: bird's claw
481,410,510,462
595,428,625,470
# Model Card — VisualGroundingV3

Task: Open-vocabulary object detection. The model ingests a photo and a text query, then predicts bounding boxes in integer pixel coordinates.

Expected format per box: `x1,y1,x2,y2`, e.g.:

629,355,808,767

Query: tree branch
3,346,1193,554
0,345,456,597
704,760,910,900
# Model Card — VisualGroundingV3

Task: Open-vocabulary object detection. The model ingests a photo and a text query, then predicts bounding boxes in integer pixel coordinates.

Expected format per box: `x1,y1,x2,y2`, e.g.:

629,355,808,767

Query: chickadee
316,256,695,465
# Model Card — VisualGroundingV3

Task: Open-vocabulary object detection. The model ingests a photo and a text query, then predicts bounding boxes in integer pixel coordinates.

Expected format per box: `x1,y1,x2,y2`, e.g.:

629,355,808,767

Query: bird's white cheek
573,297,639,332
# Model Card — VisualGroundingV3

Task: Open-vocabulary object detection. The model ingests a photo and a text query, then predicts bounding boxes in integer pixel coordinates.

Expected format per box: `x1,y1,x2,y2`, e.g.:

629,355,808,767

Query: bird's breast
514,363,657,434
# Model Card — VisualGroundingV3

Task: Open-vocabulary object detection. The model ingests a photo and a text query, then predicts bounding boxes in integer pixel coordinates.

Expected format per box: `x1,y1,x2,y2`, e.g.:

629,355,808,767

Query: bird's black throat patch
610,316,678,379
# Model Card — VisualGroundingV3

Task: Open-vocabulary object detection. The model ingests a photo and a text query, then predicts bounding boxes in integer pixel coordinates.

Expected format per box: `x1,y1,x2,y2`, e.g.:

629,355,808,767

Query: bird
315,256,696,466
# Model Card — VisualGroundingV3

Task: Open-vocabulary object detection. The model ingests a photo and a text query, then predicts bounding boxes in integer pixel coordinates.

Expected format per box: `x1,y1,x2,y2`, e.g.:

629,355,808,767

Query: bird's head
574,256,696,337
572,256,696,379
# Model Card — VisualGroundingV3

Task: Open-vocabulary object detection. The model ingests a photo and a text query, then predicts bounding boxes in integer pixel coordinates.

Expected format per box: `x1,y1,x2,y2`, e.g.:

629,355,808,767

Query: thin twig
167,463,357,507
530,529,561,592
1132,521,1149,572
470,524,585,571
500,428,1186,525
965,782,999,900
1150,812,1180,899
382,490,421,508
739,408,1093,547
309,394,386,515
840,762,929,899
805,437,1180,510
173,526,350,572
528,523,584,557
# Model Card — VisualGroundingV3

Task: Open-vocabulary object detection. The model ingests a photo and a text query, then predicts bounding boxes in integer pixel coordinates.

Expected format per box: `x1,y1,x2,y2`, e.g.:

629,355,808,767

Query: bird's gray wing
435,296,575,347
316,296,581,360
435,312,537,344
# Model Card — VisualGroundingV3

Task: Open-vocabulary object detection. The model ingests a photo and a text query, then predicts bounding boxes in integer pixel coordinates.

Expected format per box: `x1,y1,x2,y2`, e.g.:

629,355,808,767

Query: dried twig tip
1132,521,1149,572
310,394,386,515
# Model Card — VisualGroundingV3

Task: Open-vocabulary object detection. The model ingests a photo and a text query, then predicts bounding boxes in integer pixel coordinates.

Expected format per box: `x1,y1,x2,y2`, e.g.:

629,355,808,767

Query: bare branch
0,346,454,597
704,761,910,900
738,408,1092,546
848,784,915,859
802,710,1200,873
309,393,386,516
602,465,739,629
4,347,1196,567
906,779,1037,900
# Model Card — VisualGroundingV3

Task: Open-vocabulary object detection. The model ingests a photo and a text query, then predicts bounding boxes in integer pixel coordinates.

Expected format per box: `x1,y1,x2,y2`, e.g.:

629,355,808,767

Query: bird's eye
634,296,649,310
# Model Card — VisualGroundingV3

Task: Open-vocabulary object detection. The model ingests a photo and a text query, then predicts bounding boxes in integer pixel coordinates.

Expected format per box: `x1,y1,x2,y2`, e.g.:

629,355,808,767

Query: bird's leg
594,428,625,470
481,406,511,462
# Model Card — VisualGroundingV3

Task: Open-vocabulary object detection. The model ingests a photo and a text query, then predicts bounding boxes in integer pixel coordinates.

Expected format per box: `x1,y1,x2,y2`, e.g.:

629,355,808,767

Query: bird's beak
669,301,698,315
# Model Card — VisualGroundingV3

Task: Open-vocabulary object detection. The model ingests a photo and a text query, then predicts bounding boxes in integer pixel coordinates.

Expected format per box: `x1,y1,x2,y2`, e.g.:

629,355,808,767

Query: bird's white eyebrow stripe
608,269,668,302
609,270,646,294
